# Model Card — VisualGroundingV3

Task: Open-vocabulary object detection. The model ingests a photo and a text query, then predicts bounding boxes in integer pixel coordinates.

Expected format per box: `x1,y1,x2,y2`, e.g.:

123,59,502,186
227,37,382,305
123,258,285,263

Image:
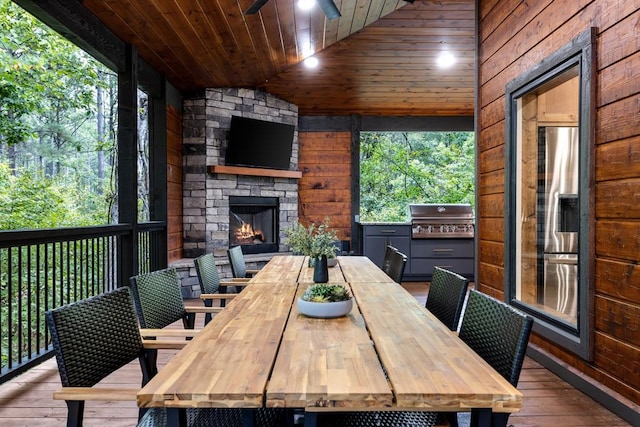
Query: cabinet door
410,258,474,278
410,239,474,258
409,239,474,279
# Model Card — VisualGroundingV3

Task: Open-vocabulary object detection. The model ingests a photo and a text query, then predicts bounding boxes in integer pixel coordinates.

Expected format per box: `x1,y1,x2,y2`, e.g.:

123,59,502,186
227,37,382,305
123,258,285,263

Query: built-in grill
409,204,475,239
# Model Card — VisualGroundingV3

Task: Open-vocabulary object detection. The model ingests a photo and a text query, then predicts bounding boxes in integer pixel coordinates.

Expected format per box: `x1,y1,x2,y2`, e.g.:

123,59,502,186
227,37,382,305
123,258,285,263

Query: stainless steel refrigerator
538,126,579,320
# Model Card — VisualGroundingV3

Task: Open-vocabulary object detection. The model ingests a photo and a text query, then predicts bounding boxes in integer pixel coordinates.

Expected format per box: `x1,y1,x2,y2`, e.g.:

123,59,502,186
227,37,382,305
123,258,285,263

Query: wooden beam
208,165,302,179
14,0,126,72
299,115,475,132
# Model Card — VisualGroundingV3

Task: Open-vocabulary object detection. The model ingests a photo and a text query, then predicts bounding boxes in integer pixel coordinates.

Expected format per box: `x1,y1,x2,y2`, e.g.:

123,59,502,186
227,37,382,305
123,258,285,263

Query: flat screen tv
225,116,295,170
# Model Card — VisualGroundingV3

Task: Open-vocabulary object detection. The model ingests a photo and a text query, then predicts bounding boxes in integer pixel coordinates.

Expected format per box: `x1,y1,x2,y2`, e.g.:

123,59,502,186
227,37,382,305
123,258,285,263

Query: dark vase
313,255,329,283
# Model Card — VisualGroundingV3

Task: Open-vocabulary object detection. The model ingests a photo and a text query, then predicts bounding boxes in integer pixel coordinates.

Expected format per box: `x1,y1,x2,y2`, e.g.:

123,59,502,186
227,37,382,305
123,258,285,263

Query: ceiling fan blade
244,0,270,15
317,0,341,20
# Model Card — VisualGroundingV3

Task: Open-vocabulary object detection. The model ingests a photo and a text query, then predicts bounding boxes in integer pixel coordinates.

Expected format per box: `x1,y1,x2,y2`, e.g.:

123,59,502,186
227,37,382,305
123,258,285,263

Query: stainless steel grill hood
409,203,475,239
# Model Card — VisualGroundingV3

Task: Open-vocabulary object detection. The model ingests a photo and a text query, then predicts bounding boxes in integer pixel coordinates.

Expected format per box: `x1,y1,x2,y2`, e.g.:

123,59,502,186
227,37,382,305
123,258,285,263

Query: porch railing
0,222,166,384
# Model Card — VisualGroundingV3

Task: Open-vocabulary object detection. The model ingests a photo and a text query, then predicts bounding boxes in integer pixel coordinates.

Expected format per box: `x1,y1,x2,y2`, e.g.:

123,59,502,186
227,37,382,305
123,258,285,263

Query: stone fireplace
182,88,299,259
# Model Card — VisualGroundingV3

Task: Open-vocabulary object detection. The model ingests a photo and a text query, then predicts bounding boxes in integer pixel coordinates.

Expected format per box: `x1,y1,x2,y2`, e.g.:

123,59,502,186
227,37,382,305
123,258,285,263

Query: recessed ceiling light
298,0,315,11
437,52,456,68
304,56,319,68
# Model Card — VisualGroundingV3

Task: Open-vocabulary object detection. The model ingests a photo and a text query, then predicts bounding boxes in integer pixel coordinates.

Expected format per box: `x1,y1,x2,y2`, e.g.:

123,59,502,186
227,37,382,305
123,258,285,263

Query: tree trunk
96,76,105,194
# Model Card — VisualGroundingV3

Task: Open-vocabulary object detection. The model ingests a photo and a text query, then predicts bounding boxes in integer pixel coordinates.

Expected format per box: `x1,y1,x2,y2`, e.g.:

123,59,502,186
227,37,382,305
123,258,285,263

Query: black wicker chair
316,411,449,427
227,245,260,278
137,407,286,427
46,287,262,427
45,287,158,426
227,245,260,293
455,289,534,427
129,267,218,332
194,253,247,323
381,244,398,277
128,267,225,367
425,267,469,331
385,247,407,284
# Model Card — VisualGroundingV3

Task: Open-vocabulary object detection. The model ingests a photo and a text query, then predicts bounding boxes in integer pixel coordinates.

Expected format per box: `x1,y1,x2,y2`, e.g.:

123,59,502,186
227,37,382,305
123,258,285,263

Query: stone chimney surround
182,88,300,261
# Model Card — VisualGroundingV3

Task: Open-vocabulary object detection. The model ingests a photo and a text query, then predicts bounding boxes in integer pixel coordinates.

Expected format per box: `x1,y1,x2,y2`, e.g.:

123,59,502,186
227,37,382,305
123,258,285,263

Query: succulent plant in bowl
298,284,353,318
301,283,352,303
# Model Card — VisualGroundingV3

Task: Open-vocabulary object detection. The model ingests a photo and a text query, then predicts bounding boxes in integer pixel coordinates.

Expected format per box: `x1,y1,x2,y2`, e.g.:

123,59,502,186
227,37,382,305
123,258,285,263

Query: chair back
45,287,149,388
194,253,221,295
425,267,469,331
381,245,396,276
129,267,187,329
386,249,407,284
458,290,533,386
227,245,249,278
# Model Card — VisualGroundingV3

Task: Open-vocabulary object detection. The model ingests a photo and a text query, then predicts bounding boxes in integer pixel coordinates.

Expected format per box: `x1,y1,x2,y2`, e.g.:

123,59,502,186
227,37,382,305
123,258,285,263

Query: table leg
303,411,318,427
470,408,492,427
166,408,187,426
241,408,255,427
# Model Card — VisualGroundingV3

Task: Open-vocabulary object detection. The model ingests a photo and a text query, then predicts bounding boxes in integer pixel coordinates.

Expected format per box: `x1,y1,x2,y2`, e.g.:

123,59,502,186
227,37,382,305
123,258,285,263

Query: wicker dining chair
227,245,260,278
317,411,449,427
130,267,207,331
381,244,397,277
128,267,224,367
425,267,469,331
194,253,246,323
455,289,534,427
227,245,260,293
46,286,283,427
385,247,407,284
137,407,287,427
45,287,158,426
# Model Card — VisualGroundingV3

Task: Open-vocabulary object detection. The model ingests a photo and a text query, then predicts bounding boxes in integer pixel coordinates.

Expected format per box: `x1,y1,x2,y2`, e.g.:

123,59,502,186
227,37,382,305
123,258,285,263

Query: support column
118,44,139,284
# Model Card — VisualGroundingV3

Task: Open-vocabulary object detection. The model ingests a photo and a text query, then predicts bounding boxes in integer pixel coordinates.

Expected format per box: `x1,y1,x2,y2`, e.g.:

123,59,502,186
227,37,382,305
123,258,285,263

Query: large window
360,131,475,222
505,29,595,359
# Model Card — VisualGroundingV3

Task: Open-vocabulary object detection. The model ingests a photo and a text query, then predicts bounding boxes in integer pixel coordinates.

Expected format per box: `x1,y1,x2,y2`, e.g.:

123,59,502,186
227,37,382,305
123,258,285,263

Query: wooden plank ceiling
82,0,475,116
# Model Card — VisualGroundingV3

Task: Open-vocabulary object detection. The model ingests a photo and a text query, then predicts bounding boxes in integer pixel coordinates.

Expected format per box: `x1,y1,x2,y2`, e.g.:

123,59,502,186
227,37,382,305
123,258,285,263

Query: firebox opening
229,196,279,254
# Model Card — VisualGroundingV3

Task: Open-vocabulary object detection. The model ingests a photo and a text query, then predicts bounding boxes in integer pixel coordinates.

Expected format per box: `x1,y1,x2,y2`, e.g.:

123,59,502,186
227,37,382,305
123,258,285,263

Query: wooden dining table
137,255,522,426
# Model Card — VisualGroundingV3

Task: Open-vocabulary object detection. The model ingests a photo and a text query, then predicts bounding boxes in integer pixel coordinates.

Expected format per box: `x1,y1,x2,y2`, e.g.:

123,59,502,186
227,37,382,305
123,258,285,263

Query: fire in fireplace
229,196,279,254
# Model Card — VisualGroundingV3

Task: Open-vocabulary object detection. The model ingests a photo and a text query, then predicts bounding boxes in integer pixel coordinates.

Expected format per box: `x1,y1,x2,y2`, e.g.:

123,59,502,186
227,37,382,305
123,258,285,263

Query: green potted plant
284,218,340,267
297,283,353,318
283,221,314,256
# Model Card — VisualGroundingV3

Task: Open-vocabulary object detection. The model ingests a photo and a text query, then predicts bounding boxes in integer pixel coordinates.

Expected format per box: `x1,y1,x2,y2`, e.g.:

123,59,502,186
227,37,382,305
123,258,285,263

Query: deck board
0,282,630,426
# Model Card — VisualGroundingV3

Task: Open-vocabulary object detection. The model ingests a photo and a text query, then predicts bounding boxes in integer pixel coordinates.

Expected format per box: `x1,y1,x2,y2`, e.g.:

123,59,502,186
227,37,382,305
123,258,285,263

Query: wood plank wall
167,104,183,262
297,131,352,243
477,0,640,404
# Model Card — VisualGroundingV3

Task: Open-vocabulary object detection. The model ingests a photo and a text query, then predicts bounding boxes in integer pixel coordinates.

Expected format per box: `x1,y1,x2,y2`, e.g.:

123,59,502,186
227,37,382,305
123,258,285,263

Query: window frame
504,28,596,360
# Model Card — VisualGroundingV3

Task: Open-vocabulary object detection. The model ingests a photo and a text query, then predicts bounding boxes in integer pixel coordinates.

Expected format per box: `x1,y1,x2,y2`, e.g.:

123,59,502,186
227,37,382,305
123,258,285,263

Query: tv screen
225,116,295,170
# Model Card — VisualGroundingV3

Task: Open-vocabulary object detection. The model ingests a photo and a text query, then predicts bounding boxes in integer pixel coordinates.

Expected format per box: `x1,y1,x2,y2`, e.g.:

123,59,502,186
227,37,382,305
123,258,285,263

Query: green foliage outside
0,0,119,229
0,163,107,229
0,0,142,375
360,131,475,222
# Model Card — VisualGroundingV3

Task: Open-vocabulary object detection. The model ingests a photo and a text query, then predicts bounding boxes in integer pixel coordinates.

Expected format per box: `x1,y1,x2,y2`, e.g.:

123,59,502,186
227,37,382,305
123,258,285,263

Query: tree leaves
0,0,119,229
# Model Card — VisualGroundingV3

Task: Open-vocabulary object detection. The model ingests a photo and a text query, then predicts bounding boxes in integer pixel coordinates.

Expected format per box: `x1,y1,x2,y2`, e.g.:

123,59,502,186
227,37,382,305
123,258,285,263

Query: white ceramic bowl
297,298,353,318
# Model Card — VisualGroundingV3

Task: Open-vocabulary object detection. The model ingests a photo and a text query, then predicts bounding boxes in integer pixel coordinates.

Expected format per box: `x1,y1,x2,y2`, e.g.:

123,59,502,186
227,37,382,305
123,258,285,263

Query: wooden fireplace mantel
208,165,302,179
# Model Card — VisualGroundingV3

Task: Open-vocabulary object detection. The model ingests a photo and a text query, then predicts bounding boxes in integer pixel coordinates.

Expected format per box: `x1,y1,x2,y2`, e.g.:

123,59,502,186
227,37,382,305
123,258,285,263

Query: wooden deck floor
0,283,630,426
